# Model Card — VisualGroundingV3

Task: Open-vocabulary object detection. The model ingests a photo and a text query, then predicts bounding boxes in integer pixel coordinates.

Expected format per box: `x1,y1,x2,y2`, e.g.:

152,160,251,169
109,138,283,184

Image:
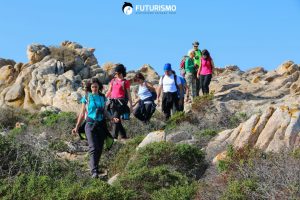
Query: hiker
72,78,118,178
106,64,133,140
172,70,188,111
157,63,183,121
197,49,214,95
132,72,157,123
185,50,197,102
189,41,202,96
179,55,189,77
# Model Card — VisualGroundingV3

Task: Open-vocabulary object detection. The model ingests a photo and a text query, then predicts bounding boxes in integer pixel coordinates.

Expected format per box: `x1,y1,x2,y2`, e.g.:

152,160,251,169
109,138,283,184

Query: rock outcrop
0,41,161,113
0,41,107,112
206,105,300,160
210,60,300,117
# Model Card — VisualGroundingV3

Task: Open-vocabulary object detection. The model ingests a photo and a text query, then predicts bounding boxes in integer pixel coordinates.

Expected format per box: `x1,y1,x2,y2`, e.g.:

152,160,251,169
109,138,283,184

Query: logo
122,2,133,15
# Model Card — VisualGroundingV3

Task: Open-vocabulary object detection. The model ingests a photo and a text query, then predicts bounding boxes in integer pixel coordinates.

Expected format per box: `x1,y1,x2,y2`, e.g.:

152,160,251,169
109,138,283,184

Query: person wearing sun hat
157,63,183,121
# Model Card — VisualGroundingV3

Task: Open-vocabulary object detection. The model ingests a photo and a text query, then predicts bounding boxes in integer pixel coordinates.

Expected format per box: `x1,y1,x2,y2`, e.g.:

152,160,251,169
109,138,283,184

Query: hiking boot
91,173,99,179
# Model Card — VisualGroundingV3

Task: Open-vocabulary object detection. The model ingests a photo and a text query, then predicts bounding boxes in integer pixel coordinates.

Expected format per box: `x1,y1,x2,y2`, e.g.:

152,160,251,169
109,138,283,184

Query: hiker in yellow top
188,41,202,96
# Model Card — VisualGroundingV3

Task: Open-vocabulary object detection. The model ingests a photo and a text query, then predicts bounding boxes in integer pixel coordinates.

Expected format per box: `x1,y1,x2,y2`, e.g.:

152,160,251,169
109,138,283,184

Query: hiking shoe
91,173,99,179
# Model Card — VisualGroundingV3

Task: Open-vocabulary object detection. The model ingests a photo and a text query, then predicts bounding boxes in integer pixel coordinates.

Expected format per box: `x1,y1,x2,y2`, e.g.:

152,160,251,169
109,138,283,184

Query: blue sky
0,0,299,75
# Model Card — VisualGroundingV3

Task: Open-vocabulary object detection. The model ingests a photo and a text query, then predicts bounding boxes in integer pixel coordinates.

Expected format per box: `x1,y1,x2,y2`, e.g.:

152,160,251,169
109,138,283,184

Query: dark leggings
162,92,179,120
110,99,128,139
134,99,154,122
199,74,212,95
85,121,107,174
112,122,127,139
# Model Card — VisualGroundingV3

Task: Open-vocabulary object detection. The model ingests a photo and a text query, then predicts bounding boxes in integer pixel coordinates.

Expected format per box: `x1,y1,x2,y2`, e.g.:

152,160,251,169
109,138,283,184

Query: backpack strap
174,75,179,92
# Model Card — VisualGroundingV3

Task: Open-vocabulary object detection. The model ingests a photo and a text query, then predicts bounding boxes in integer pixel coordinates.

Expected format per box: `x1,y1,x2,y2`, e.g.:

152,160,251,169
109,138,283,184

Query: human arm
72,103,86,135
145,82,156,92
106,82,112,98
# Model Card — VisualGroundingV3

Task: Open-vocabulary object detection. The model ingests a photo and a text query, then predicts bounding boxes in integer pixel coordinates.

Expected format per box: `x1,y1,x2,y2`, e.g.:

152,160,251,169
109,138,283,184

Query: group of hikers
72,41,215,178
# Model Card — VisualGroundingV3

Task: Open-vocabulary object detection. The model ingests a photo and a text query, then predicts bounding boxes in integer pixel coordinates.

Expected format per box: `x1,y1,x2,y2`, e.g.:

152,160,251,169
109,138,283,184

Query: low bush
191,94,214,112
108,135,144,176
115,166,193,200
217,145,300,199
165,112,193,131
0,173,134,200
126,142,207,179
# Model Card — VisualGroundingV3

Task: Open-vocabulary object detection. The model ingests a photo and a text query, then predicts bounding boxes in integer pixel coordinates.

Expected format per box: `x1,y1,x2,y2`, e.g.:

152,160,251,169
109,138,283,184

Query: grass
165,112,192,131
191,94,214,112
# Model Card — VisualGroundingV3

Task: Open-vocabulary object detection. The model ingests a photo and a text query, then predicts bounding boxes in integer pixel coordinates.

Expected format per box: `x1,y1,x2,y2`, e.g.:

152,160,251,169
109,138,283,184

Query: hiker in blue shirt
72,78,118,179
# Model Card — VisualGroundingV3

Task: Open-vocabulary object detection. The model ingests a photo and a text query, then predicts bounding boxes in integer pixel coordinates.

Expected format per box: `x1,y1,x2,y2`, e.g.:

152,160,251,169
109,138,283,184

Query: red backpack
180,57,186,69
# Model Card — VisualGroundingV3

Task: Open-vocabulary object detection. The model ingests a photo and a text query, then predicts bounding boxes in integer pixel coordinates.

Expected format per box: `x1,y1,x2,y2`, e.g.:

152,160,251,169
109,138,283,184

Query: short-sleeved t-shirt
159,74,182,93
81,93,107,121
110,78,130,99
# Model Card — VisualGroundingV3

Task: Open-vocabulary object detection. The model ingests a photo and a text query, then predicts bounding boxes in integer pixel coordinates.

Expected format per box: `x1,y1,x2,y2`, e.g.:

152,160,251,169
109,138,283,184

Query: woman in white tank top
133,73,157,122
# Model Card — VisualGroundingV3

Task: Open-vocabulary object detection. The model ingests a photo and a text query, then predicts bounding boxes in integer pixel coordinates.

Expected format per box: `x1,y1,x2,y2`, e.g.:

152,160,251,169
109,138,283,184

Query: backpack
151,91,157,101
180,57,187,77
180,58,186,69
145,81,157,101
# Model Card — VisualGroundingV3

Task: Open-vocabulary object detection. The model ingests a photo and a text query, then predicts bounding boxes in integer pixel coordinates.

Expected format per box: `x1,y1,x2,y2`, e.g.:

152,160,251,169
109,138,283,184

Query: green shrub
221,179,258,200
8,127,25,139
229,112,248,128
216,146,300,199
217,160,230,173
0,108,35,130
151,183,198,200
191,94,214,112
42,111,76,127
216,145,254,173
108,135,144,176
48,139,69,152
126,142,207,179
0,173,134,200
123,117,165,138
49,46,78,70
115,166,189,200
41,111,76,138
165,112,191,131
194,128,218,139
0,135,77,178
291,148,300,159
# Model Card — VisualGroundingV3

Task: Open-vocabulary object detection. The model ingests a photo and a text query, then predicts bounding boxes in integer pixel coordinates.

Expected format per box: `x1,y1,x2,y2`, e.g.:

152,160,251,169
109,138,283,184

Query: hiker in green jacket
185,51,197,102
188,41,202,96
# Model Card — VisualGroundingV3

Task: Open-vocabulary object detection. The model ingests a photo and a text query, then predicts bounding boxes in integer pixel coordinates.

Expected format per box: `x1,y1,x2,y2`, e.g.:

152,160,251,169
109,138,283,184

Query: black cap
192,41,199,46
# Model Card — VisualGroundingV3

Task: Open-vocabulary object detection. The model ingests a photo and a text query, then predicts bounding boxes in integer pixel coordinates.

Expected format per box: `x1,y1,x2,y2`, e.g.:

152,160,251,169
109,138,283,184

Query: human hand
112,118,120,123
71,128,78,136
179,99,183,105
